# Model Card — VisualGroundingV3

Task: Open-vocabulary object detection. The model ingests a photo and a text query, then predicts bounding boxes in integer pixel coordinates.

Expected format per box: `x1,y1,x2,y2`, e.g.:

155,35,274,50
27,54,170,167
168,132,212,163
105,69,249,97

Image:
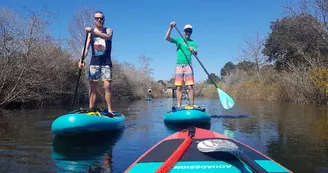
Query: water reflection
87,153,113,173
52,130,123,173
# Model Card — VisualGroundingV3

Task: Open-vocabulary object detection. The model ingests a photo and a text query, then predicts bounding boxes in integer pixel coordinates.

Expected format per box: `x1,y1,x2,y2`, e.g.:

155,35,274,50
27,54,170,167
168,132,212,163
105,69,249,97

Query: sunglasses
184,29,193,33
94,17,104,21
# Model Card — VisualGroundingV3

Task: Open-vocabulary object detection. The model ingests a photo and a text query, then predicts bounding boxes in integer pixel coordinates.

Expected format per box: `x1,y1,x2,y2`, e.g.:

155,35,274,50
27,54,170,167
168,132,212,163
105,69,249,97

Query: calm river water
0,98,327,173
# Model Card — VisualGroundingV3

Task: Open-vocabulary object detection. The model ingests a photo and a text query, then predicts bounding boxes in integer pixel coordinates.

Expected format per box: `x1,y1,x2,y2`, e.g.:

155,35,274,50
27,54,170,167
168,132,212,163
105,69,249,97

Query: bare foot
106,111,115,117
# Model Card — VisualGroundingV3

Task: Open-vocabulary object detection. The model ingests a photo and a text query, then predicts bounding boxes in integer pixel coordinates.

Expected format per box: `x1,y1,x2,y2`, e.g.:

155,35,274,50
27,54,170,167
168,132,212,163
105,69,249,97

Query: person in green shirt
165,21,197,107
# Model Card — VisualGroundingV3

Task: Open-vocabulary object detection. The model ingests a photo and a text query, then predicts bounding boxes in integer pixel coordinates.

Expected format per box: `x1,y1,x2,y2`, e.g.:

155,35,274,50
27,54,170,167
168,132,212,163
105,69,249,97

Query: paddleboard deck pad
125,127,292,173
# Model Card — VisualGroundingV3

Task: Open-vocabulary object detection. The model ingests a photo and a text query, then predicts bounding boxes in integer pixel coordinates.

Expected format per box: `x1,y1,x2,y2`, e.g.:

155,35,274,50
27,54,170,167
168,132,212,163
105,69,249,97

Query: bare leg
188,85,194,105
177,86,182,107
89,81,98,108
104,80,113,113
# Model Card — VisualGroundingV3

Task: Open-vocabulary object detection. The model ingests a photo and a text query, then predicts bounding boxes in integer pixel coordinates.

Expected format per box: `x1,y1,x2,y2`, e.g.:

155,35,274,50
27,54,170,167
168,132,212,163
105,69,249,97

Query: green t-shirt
171,37,197,65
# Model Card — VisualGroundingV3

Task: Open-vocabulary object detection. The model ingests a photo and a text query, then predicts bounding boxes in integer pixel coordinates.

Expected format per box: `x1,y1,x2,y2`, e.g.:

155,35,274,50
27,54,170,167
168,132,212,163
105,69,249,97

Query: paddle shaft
72,33,88,109
239,153,268,173
174,26,218,88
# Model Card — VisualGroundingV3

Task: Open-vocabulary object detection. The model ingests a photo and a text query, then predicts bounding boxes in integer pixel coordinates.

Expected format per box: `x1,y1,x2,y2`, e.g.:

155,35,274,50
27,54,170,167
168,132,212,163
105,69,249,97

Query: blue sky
1,0,297,82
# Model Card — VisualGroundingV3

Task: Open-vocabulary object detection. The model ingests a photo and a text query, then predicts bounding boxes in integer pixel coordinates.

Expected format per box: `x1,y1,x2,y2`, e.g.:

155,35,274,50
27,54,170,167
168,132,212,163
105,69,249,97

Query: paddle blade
197,139,269,173
217,88,235,109
197,139,241,155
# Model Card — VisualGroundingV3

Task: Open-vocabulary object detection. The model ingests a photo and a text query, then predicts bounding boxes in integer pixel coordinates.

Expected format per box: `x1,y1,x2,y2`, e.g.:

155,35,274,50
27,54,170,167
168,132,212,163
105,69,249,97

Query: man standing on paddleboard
78,11,115,116
147,87,152,98
165,21,198,107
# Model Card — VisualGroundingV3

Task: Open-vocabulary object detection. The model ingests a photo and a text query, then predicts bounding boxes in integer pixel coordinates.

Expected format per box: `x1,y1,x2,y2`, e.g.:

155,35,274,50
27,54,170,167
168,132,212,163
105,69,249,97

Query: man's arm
193,45,198,55
188,44,198,55
92,28,113,40
165,27,173,42
165,21,176,42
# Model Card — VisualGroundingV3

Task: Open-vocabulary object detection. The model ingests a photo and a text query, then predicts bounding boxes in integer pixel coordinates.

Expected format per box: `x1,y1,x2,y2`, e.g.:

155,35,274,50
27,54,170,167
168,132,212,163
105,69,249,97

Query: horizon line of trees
1,0,327,109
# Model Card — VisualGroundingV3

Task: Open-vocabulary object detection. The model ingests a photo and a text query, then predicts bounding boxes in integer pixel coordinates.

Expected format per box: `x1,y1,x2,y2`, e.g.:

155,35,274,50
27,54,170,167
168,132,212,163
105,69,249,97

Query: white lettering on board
173,165,232,169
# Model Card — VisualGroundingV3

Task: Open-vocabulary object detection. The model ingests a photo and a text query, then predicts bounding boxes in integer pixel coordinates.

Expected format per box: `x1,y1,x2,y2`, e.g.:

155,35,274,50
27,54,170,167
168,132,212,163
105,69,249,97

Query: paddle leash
174,26,235,109
72,33,88,109
154,127,195,173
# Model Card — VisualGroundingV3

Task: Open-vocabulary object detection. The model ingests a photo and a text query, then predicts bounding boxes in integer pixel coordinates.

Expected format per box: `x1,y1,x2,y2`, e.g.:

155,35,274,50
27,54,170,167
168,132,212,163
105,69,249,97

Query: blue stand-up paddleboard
164,104,210,124
145,97,152,101
51,108,126,135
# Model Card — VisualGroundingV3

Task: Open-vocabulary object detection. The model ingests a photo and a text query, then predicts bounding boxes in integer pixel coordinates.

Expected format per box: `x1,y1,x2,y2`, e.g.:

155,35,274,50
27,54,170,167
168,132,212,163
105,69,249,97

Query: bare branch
238,32,269,71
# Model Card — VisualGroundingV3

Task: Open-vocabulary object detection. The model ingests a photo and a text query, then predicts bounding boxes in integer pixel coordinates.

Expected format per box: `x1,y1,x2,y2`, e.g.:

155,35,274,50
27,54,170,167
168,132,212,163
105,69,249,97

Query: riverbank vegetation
1,0,327,109
218,0,328,105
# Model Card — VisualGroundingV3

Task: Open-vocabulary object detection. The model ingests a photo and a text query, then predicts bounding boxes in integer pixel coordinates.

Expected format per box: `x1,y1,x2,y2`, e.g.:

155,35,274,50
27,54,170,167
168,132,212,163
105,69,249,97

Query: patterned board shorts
174,64,194,86
88,65,112,81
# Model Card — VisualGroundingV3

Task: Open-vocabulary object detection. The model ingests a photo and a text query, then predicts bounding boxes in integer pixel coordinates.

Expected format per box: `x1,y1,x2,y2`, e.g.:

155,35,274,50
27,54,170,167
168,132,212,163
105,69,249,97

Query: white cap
184,24,193,30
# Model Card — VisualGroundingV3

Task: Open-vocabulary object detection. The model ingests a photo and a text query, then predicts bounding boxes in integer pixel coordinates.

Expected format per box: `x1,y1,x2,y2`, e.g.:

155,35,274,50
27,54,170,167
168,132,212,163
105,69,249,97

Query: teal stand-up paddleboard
51,108,126,135
164,104,210,124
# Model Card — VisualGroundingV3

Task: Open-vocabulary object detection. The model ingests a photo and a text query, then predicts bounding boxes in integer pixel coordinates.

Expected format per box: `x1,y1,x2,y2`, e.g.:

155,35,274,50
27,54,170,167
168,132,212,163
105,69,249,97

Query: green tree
262,14,328,70
236,61,256,72
157,80,166,87
206,73,220,84
220,61,236,76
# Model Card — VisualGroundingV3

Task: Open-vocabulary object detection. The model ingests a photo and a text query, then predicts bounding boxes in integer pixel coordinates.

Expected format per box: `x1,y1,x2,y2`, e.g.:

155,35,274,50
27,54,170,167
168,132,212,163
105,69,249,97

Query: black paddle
173,26,235,110
72,33,88,109
197,139,268,173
